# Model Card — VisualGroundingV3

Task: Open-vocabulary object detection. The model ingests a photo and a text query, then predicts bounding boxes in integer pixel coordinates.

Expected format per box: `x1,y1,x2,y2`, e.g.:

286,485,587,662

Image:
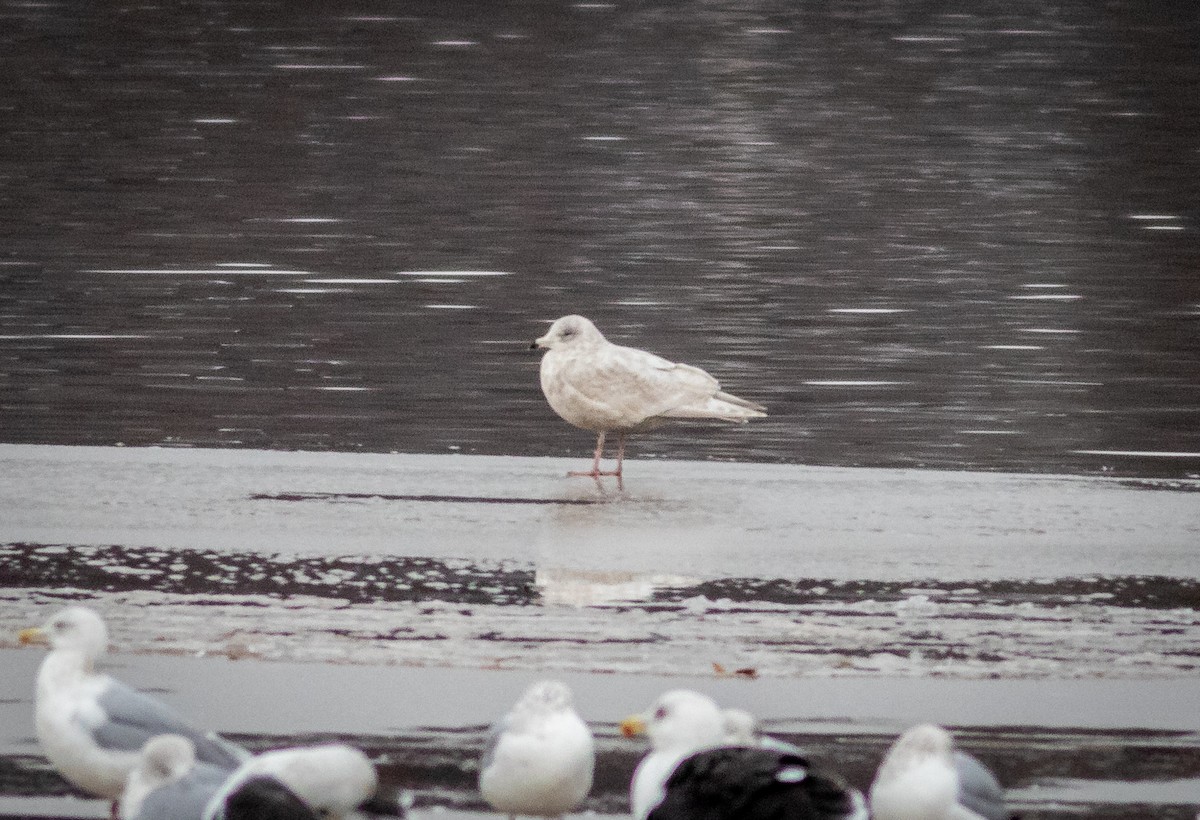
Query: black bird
223,775,319,820
648,746,867,820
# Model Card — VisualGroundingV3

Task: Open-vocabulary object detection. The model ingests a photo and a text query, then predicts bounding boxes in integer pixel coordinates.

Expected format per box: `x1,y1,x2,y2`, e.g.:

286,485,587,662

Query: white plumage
208,743,381,819
620,690,728,820
869,724,1010,820
532,315,766,478
119,738,388,820
18,607,246,803
479,680,595,819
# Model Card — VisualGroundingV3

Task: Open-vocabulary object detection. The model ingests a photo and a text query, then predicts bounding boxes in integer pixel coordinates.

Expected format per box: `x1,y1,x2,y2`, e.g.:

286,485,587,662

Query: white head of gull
721,708,760,745
620,689,727,820
532,314,766,479
720,708,812,756
869,724,1010,820
19,606,246,804
478,679,595,819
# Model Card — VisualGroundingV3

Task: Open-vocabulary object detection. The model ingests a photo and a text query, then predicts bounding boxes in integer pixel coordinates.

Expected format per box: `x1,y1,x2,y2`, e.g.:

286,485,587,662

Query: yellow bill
620,715,647,738
19,626,47,645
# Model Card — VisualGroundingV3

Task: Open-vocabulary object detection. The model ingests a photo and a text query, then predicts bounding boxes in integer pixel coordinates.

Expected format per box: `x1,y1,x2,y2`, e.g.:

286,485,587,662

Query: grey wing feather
954,751,1008,820
134,761,230,820
91,679,247,768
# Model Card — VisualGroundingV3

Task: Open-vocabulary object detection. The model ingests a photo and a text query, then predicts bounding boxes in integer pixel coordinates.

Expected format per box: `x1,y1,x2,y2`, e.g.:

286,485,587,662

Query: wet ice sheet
2,445,1199,818
1,444,1197,582
1,444,1197,679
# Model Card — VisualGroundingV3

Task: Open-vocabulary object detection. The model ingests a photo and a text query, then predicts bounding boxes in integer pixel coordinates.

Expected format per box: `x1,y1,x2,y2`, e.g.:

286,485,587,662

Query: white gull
19,607,247,808
479,680,595,819
532,315,766,479
869,724,1010,820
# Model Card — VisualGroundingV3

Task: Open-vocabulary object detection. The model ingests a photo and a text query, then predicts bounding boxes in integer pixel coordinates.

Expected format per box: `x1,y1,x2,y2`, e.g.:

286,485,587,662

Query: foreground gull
621,690,865,820
120,737,395,820
19,607,247,806
479,680,595,819
119,735,240,820
532,315,766,478
868,724,1010,820
209,743,397,820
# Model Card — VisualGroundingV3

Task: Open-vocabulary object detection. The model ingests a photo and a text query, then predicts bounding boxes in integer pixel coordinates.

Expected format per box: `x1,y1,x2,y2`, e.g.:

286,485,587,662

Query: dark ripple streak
3,542,1197,611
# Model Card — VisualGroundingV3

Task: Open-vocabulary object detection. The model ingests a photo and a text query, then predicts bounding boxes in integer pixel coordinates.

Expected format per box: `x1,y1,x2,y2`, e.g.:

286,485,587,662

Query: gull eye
654,706,668,721
560,327,576,339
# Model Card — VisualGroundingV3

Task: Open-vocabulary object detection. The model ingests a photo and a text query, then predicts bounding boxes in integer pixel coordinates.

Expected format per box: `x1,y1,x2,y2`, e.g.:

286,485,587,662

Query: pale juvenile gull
479,680,595,819
868,724,1011,820
19,607,248,808
532,314,766,478
621,690,866,820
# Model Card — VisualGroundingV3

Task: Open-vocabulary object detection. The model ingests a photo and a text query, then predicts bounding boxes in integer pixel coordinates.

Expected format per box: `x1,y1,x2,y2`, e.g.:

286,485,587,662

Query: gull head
621,690,726,754
884,724,955,767
869,724,963,819
721,708,760,745
532,315,606,351
139,734,197,782
19,606,109,658
515,679,576,715
120,735,198,820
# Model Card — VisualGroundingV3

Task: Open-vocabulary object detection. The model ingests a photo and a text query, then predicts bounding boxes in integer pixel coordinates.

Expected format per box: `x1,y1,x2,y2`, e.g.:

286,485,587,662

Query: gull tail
715,390,767,415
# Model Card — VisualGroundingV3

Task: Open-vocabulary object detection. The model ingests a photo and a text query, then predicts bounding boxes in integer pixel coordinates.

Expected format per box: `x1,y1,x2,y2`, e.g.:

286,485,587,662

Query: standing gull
19,607,247,809
621,690,866,820
532,315,766,478
868,724,1011,820
479,680,595,819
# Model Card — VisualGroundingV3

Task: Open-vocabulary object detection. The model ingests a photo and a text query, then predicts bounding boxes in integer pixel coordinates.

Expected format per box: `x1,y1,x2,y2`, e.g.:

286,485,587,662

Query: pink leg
568,432,607,478
614,432,626,477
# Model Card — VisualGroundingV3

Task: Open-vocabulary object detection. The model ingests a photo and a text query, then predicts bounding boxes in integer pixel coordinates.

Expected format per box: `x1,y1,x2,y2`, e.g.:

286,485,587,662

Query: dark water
1,0,1198,476
2,3,1200,818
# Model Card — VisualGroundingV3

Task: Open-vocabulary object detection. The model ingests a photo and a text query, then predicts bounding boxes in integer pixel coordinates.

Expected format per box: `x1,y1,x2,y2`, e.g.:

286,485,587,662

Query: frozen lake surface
2,0,1199,816
2,445,1199,818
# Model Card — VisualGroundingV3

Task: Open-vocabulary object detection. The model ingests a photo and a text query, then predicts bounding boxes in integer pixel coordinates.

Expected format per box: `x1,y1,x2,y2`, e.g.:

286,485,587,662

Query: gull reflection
535,568,698,606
